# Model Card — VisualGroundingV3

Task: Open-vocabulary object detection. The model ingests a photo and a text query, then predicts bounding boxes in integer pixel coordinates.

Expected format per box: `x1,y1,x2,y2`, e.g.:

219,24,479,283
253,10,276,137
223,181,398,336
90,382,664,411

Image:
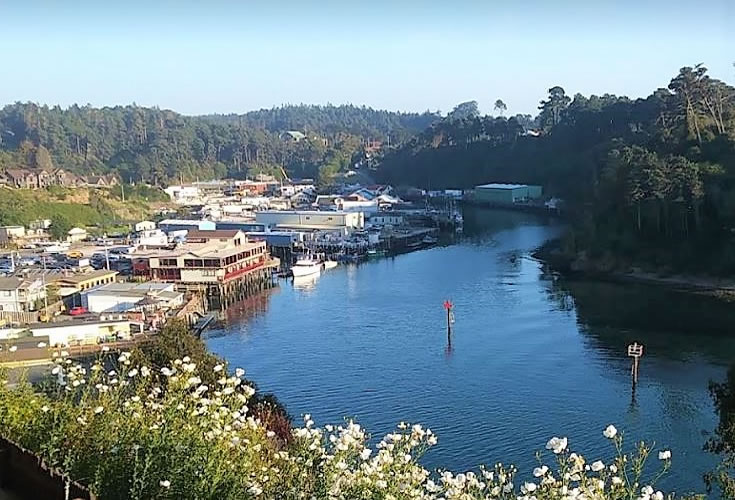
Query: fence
0,437,96,500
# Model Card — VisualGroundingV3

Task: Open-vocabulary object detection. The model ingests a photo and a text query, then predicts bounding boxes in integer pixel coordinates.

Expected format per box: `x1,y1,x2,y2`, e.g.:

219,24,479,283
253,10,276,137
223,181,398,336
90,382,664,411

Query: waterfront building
66,227,88,243
54,269,119,296
472,183,543,204
134,220,156,232
255,210,365,231
133,229,169,247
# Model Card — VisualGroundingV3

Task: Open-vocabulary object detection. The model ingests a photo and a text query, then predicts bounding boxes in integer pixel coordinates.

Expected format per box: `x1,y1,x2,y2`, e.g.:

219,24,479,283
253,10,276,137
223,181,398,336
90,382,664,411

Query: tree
33,144,54,170
538,86,571,131
705,365,735,497
447,101,480,122
49,213,72,241
493,99,507,116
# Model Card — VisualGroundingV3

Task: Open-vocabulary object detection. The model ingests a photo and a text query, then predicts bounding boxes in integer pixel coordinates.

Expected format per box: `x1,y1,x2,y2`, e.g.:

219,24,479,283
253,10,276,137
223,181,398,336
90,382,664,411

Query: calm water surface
206,209,735,494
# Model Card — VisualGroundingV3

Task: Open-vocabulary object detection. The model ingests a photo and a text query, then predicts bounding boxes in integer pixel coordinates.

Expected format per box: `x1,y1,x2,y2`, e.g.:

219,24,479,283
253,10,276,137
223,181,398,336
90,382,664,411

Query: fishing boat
291,255,322,278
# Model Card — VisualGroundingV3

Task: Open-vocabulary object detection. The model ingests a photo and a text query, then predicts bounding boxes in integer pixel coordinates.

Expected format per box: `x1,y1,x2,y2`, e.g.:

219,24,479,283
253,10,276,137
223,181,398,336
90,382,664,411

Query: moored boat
291,256,322,278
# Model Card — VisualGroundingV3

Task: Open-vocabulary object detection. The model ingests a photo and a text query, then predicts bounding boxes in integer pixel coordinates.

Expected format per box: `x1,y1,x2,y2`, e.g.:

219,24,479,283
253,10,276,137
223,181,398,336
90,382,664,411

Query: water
205,208,735,494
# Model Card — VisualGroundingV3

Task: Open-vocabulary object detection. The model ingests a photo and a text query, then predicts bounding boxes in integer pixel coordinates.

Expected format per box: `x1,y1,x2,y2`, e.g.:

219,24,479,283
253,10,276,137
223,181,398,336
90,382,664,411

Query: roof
159,219,214,227
475,183,529,190
0,277,41,291
282,131,306,140
186,229,243,240
4,168,34,179
67,227,87,234
54,269,118,285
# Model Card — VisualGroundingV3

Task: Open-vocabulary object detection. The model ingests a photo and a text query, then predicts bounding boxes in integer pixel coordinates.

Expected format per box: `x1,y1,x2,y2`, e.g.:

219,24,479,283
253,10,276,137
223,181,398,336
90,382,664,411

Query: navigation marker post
627,342,644,385
443,300,454,344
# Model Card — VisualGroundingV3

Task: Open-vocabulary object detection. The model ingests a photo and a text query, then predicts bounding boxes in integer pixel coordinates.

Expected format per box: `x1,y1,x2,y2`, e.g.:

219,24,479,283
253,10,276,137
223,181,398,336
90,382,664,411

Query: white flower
159,479,171,488
653,491,664,500
591,460,605,472
101,346,110,352
8,346,17,352
60,350,69,357
609,464,618,473
612,476,623,485
51,366,61,375
161,367,173,377
41,405,50,413
360,448,372,460
533,465,548,477
182,356,191,363
235,368,245,377
213,364,223,373
94,406,104,414
658,450,671,460
127,368,139,378
642,485,654,496
603,425,618,439
545,436,568,454
522,482,537,493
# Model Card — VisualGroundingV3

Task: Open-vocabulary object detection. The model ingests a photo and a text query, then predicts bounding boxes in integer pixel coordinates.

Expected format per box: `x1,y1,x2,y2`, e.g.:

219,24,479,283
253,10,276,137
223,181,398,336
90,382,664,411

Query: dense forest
0,104,438,185
377,65,735,274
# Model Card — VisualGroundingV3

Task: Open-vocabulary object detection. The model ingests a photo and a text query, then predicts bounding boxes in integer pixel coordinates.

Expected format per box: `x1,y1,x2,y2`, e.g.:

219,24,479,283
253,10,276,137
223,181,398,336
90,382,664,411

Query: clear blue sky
1,0,732,116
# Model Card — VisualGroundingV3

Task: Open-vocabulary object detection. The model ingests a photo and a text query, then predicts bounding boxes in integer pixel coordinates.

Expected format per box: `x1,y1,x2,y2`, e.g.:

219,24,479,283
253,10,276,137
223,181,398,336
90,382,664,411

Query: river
205,208,735,494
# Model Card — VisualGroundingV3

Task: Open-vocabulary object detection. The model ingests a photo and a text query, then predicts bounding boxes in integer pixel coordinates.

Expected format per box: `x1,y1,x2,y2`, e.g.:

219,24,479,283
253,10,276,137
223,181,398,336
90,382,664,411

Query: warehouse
472,184,543,204
255,211,364,231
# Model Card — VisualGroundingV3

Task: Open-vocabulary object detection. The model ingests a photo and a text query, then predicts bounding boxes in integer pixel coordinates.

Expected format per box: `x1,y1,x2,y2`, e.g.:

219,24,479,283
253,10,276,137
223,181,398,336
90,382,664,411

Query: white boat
291,256,322,278
322,260,338,271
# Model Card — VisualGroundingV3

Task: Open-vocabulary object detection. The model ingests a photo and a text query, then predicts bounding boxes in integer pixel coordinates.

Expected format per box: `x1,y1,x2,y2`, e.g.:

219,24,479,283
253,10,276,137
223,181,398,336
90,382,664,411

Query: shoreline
533,242,735,299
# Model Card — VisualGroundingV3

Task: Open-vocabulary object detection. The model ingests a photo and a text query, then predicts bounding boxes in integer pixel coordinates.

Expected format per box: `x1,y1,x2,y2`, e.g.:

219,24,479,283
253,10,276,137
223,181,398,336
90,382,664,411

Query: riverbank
534,239,735,299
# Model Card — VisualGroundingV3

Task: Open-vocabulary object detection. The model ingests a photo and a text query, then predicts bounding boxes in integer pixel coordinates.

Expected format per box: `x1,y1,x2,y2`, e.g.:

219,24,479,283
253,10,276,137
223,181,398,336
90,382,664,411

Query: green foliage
377,64,735,273
0,103,439,185
706,365,735,497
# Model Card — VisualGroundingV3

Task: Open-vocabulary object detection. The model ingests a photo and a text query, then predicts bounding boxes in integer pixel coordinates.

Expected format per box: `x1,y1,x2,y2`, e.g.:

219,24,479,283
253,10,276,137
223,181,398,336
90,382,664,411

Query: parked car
68,306,88,316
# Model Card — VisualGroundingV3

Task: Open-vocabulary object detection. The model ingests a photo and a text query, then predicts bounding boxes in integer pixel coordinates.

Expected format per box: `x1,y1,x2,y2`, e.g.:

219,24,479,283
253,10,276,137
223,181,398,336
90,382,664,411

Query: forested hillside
378,65,735,273
0,104,438,185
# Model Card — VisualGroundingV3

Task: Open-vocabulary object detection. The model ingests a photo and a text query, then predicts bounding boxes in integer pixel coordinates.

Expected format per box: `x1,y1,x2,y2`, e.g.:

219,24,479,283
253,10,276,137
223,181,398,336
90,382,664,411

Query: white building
134,229,169,247
30,318,141,346
82,282,183,313
255,211,365,230
66,227,88,243
164,185,203,205
134,220,156,232
0,225,26,245
0,277,46,313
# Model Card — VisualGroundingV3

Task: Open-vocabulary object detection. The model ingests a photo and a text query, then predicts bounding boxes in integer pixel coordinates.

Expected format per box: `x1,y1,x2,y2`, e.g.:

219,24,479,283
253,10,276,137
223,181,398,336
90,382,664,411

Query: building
279,131,306,142
132,233,274,287
216,221,267,233
66,227,88,243
134,229,169,247
30,317,141,346
472,184,543,204
369,214,404,226
255,210,365,231
158,219,217,233
54,269,119,296
82,282,183,313
164,185,203,204
135,220,156,232
0,226,26,245
0,277,46,313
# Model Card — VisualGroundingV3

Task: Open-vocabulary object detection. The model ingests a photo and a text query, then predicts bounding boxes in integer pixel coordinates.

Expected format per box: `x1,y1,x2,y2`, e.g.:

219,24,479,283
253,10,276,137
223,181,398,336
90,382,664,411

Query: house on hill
279,131,306,142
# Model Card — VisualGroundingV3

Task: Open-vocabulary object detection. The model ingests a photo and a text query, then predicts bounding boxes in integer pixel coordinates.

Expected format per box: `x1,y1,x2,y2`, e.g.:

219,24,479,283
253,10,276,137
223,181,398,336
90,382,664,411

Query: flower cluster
0,352,679,500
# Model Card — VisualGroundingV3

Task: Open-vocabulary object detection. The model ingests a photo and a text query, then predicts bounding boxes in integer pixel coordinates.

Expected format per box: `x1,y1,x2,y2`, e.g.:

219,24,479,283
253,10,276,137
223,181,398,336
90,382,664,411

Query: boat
367,249,386,259
322,259,338,271
422,235,438,245
291,256,322,278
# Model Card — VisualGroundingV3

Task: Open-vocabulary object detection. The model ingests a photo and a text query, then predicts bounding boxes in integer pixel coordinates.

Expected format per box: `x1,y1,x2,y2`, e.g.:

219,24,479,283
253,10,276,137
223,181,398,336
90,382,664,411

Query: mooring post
443,299,454,344
627,342,644,385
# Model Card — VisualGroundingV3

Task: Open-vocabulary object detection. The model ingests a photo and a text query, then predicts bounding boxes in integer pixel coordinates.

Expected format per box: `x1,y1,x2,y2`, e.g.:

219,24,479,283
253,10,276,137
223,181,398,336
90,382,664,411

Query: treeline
0,104,438,185
377,65,735,272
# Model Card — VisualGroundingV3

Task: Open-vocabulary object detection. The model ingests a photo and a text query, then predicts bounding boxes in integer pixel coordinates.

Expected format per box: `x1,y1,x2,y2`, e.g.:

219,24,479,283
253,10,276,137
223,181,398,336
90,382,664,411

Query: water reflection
292,274,321,291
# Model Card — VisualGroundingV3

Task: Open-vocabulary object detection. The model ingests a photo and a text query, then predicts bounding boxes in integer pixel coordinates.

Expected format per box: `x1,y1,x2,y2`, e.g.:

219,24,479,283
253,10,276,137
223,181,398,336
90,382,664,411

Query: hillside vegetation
377,65,735,274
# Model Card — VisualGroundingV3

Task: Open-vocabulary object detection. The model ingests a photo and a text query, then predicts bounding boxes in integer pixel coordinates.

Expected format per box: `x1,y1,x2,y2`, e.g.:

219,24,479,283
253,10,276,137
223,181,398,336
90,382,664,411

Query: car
68,306,88,316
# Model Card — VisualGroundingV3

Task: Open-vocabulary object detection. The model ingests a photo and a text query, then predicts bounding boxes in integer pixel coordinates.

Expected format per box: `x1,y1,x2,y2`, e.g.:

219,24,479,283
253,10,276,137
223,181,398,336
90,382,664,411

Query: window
160,258,177,267
203,259,220,268
202,270,216,277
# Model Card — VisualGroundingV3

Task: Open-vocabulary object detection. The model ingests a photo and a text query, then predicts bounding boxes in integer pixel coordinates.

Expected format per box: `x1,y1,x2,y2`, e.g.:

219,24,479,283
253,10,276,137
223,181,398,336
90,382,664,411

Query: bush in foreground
0,351,684,499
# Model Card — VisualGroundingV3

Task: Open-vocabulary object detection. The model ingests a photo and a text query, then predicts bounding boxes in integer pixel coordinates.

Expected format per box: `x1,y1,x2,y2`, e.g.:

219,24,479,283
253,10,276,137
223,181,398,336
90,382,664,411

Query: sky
0,0,732,116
